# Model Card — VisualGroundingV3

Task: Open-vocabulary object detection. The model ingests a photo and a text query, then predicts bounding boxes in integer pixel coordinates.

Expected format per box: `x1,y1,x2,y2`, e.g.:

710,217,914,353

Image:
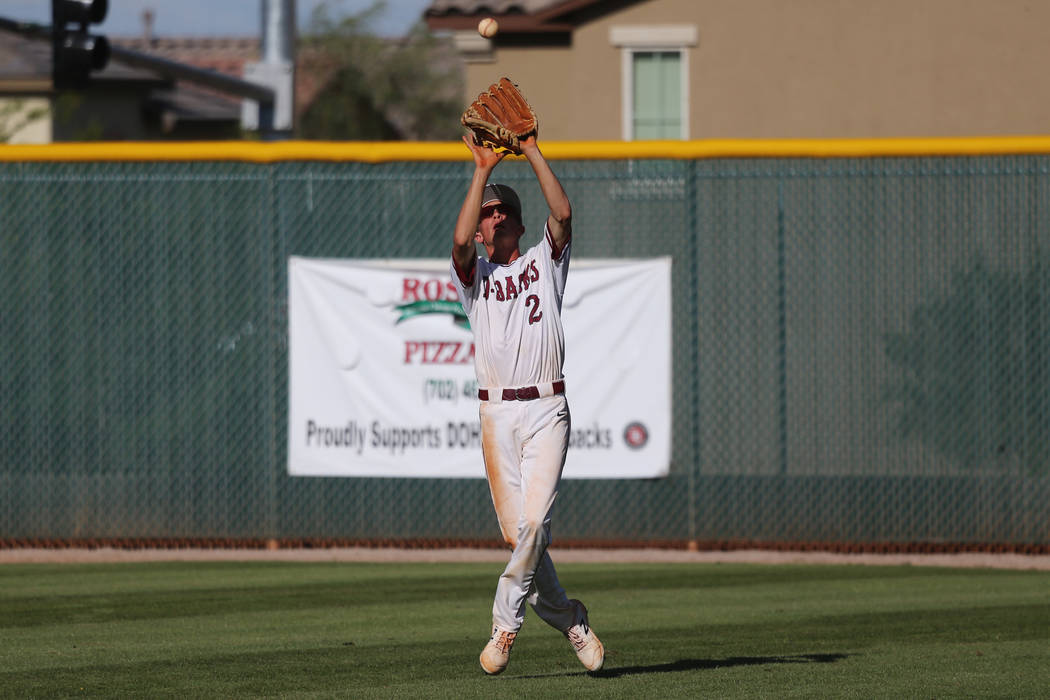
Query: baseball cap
482,183,521,219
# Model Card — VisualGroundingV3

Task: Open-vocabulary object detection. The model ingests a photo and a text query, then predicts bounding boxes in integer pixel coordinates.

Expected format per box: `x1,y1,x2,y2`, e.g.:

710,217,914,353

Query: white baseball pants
479,394,577,633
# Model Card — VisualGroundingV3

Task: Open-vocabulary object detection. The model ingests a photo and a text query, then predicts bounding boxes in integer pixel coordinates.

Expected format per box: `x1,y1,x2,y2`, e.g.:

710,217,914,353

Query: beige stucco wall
0,98,51,144
462,0,1050,140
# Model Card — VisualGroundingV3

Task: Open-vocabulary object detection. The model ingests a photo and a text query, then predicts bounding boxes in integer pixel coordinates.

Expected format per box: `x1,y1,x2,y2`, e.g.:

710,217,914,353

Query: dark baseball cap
482,183,521,219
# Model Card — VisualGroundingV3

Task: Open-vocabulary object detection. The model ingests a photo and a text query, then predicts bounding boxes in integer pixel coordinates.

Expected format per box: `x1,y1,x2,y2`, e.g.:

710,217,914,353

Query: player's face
476,202,524,246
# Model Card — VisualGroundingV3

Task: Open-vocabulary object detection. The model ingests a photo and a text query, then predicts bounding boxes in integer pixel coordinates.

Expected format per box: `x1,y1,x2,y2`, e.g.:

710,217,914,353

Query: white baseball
477,17,498,39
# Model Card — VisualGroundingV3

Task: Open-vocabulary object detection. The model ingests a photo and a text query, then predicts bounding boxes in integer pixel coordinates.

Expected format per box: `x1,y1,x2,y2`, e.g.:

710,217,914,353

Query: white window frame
610,26,697,141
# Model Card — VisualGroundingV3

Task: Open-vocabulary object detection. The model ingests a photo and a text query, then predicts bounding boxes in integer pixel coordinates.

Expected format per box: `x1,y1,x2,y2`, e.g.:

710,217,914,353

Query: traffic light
52,0,110,89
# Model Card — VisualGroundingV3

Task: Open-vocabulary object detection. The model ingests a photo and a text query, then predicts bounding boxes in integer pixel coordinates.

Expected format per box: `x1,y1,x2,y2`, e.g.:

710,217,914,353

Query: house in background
0,4,453,144
1,3,311,144
0,24,244,143
426,0,1050,141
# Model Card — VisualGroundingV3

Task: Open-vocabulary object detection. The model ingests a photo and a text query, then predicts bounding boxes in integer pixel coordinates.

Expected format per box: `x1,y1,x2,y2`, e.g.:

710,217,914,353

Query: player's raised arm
453,135,507,275
519,135,571,252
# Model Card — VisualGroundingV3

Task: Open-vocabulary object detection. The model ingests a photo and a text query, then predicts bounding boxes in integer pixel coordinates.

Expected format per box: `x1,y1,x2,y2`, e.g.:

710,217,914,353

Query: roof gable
424,0,644,34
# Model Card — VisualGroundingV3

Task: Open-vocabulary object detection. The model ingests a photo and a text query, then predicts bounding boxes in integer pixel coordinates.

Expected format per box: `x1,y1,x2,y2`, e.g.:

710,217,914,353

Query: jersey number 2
526,294,542,324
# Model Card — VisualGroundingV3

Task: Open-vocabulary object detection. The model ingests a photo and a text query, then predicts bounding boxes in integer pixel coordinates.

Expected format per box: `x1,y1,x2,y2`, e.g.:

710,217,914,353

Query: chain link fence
2,149,1048,548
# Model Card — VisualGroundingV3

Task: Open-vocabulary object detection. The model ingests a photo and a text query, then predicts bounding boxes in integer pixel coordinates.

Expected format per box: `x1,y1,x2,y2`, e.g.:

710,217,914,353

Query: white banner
287,256,671,478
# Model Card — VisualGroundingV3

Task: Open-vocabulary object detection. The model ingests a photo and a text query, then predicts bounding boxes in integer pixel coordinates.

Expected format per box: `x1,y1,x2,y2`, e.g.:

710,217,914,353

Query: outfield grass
0,559,1047,698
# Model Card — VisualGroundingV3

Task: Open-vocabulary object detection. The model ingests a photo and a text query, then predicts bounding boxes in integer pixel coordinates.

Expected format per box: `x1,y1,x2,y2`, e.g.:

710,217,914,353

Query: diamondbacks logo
623,422,649,449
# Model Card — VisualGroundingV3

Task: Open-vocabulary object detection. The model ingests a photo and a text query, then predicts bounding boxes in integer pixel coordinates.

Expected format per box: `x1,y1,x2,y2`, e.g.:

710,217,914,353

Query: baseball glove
461,77,538,155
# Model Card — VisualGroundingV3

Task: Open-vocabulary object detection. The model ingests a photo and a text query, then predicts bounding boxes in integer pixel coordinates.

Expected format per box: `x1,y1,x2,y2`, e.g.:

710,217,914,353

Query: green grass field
1,559,1047,698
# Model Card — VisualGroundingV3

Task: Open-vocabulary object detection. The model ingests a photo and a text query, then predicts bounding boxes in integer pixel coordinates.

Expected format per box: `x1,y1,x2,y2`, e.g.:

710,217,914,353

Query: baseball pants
479,394,577,633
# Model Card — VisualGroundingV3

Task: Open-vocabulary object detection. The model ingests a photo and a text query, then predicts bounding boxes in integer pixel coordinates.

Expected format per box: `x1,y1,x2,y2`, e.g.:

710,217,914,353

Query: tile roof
423,0,611,32
0,29,49,78
112,36,260,64
0,29,155,83
425,1,561,15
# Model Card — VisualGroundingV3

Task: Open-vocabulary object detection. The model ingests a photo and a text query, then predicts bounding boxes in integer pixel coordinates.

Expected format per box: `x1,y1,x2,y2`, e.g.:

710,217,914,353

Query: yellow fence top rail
3,136,1050,162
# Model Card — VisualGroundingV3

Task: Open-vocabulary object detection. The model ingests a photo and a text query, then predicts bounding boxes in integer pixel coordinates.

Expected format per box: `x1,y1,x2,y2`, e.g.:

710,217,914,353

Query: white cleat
479,625,517,675
565,599,604,672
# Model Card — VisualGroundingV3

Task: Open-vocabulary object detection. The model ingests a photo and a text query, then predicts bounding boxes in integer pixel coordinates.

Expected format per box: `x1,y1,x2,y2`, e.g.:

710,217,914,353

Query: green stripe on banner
395,300,469,328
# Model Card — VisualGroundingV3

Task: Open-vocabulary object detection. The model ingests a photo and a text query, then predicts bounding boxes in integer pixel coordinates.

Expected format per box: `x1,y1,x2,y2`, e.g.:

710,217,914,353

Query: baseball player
450,132,604,675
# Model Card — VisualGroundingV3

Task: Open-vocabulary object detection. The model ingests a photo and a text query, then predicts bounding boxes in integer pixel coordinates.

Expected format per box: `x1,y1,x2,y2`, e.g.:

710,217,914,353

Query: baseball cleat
479,625,517,675
565,599,604,671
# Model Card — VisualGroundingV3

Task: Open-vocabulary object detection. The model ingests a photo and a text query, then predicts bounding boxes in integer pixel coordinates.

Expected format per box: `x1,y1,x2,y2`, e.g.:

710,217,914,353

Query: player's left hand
464,134,507,171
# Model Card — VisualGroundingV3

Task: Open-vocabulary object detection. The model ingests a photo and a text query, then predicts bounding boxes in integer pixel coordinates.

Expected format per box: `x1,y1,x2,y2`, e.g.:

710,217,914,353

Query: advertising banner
288,256,671,478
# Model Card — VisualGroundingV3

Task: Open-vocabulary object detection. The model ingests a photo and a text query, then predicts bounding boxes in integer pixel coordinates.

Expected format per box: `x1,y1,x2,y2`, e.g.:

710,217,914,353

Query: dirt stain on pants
480,394,576,632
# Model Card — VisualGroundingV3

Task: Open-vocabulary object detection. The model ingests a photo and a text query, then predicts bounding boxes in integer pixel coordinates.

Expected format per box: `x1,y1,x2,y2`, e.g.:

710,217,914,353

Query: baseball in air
478,17,499,38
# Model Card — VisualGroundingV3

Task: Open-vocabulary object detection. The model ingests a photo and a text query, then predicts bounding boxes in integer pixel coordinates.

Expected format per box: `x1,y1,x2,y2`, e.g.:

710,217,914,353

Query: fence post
686,158,700,546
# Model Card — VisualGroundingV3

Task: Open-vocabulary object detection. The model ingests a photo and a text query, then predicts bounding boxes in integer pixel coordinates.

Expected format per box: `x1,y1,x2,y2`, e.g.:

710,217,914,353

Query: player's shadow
592,652,851,678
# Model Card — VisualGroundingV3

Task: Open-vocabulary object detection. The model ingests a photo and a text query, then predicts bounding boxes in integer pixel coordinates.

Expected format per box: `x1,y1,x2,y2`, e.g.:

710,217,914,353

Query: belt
479,380,565,402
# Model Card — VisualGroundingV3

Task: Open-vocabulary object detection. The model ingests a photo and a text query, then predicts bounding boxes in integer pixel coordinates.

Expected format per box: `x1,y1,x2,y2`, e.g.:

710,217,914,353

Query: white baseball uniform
451,223,578,633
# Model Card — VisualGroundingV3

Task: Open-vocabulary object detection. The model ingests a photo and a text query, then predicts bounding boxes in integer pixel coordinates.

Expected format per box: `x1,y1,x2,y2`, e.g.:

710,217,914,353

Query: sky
2,0,434,38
